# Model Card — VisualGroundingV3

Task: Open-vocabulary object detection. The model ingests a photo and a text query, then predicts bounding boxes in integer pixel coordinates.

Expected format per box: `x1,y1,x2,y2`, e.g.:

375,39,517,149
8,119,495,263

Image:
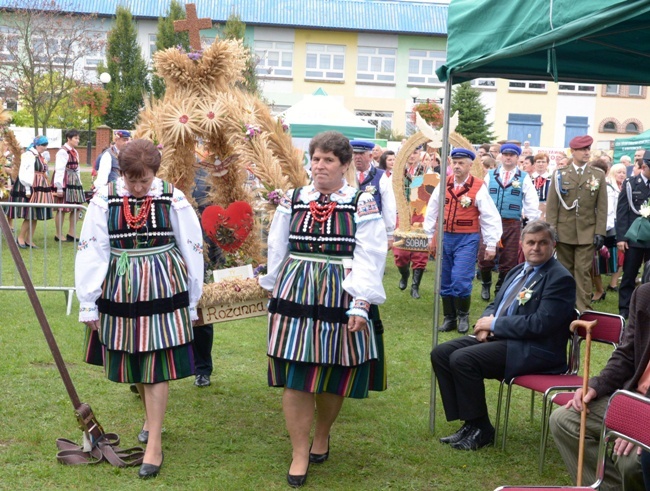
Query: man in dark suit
616,150,650,319
431,221,576,451
549,284,650,490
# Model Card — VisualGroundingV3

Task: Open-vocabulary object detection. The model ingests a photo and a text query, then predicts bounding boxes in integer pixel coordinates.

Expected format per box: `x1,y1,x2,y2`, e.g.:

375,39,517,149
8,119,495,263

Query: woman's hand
83,320,99,331
347,315,368,332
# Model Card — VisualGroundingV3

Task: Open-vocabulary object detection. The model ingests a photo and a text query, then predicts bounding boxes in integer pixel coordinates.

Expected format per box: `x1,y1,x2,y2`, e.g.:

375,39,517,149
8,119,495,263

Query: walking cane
0,210,143,466
571,318,597,486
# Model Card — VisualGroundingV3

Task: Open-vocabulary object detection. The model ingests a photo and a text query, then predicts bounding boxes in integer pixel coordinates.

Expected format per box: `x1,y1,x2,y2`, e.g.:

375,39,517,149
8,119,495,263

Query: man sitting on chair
549,285,650,490
431,221,576,450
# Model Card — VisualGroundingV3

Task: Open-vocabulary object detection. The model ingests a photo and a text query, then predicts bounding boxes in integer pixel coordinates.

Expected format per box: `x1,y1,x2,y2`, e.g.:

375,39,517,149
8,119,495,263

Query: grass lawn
0,231,620,490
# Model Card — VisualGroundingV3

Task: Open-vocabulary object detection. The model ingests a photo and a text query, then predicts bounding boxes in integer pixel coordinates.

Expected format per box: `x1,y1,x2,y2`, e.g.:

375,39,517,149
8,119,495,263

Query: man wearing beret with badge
350,139,396,242
546,134,607,313
424,148,502,333
479,143,540,301
615,150,650,319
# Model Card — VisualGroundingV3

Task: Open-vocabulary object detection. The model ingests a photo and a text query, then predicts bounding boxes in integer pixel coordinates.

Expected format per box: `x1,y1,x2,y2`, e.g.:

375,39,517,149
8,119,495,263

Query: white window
305,44,345,81
254,41,293,78
508,80,548,91
629,85,643,96
405,112,417,136
0,28,19,62
356,47,396,83
558,83,596,94
408,49,445,86
85,32,105,68
355,110,393,132
149,33,157,60
32,37,68,66
470,78,496,88
605,84,620,95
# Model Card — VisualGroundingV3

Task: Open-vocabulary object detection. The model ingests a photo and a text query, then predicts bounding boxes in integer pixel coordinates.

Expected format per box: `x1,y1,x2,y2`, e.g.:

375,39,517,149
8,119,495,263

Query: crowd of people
4,126,650,488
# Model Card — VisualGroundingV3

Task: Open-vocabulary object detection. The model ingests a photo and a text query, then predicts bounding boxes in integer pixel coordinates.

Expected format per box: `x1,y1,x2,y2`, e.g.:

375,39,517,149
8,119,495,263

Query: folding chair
494,389,650,490
497,311,623,457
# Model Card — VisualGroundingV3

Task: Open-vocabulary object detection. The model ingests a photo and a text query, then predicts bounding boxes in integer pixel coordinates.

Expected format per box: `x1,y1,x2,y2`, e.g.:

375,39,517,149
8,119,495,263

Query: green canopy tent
613,130,650,162
427,0,650,432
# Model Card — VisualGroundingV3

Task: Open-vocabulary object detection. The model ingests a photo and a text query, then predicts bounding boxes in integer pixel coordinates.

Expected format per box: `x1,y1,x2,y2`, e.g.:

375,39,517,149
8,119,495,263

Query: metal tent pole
429,77,454,433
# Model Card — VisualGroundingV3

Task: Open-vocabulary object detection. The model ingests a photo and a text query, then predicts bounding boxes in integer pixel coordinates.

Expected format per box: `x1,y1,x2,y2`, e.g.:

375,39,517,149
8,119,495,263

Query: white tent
281,92,376,149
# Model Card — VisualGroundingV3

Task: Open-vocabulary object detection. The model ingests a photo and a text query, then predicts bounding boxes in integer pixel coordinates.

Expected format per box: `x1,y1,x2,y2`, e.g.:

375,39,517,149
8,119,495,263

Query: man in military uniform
616,150,650,319
546,135,607,312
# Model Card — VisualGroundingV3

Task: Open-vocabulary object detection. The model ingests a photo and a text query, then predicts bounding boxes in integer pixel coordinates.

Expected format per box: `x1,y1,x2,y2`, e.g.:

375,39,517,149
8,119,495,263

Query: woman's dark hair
378,150,395,170
65,129,80,140
119,139,161,177
308,131,353,165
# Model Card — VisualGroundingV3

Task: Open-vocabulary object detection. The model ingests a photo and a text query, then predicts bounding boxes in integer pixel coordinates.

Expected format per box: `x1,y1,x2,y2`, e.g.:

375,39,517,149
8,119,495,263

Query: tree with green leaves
151,0,189,99
101,5,150,129
450,82,495,145
219,14,261,96
0,0,104,135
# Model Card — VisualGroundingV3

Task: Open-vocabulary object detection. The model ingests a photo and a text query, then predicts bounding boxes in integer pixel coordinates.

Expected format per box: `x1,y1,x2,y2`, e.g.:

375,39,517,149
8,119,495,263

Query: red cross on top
174,3,212,51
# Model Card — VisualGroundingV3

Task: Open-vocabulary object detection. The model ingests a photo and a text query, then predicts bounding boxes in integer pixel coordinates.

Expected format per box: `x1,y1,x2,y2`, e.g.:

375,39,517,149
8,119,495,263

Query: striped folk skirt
83,243,195,383
267,254,384,399
6,172,53,220
53,168,85,211
83,328,195,384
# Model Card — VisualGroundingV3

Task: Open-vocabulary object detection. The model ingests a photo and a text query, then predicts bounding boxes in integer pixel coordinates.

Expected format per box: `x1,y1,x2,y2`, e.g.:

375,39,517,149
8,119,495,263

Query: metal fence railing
1,202,87,315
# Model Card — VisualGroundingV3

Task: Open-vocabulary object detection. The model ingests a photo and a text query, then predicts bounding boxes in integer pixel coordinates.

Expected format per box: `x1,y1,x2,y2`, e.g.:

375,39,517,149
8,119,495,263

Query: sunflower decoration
195,96,224,135
159,93,201,144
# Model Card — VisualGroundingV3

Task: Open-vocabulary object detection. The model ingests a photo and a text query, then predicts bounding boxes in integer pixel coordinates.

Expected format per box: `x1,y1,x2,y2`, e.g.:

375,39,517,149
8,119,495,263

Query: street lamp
436,87,446,105
86,72,111,166
409,87,421,103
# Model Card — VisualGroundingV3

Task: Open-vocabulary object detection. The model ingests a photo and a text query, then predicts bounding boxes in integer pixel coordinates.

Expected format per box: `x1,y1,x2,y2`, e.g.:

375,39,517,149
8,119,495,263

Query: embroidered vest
65,147,79,170
288,187,362,256
106,181,175,249
444,175,482,233
106,146,120,183
488,167,527,220
359,167,384,213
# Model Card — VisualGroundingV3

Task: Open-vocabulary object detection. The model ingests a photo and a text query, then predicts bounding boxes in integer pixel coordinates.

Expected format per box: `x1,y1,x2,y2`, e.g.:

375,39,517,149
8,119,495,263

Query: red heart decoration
201,201,254,252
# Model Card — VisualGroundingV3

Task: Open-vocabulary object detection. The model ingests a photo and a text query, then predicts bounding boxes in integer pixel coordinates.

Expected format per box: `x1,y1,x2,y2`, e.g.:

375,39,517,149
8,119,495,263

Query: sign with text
197,298,267,324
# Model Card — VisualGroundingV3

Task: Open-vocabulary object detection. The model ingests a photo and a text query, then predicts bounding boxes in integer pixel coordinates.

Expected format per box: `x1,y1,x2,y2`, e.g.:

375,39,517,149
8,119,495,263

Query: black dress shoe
195,374,211,387
287,460,309,488
138,429,149,444
309,436,330,464
607,285,618,292
439,423,473,444
66,234,79,241
17,242,28,249
138,453,163,479
450,426,495,451
54,236,68,242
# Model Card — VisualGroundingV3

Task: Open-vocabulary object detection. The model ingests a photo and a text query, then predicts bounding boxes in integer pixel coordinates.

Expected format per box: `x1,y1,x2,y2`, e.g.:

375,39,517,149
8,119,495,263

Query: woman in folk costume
52,129,85,242
75,139,203,479
259,131,387,488
7,135,53,248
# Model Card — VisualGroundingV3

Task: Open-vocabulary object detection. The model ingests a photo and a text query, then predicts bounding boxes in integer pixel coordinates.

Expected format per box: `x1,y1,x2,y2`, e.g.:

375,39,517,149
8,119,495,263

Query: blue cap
115,130,132,139
350,140,375,153
450,148,476,160
500,143,521,156
33,135,48,147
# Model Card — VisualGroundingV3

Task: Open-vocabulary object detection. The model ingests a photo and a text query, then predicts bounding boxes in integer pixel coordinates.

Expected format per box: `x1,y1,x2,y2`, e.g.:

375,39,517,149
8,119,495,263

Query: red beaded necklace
123,196,152,230
308,197,337,223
